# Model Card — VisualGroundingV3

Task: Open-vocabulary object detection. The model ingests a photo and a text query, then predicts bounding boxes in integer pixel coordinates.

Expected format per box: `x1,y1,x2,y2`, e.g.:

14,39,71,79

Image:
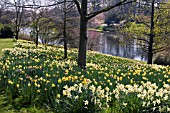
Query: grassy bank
0,40,170,113
0,38,14,55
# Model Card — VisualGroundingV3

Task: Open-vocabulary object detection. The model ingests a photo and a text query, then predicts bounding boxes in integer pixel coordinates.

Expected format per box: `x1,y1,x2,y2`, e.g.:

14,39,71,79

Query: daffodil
84,100,89,105
8,80,13,85
28,83,31,87
52,83,55,87
58,78,62,83
57,94,60,98
16,84,19,88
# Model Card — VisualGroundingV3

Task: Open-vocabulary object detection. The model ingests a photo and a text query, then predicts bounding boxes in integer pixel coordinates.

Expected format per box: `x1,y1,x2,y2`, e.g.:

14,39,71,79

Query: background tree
30,8,58,46
0,2,15,38
121,0,170,64
2,0,27,40
104,0,137,26
37,17,56,44
57,0,77,59
52,0,79,59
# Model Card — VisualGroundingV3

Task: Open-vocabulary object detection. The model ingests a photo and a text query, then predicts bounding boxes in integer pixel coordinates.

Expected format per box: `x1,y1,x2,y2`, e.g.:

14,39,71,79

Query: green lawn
0,38,14,55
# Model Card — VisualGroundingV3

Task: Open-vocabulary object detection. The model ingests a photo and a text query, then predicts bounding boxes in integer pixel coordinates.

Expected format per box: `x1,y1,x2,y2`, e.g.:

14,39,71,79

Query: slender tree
120,0,170,64
148,0,155,64
74,0,136,69
63,0,67,59
53,0,78,59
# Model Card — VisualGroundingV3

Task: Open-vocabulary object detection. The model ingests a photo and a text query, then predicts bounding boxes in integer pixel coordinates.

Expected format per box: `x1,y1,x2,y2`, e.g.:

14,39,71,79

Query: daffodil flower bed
0,41,170,113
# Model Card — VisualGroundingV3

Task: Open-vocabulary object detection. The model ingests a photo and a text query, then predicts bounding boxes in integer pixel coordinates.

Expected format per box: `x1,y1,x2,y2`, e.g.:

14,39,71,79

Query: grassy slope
0,40,140,113
0,39,15,113
0,38,14,55
2,40,168,113
0,39,23,113
0,39,54,113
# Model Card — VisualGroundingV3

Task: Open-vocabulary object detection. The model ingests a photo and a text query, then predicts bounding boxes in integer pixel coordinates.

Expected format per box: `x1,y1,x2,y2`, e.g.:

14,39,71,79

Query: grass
0,38,14,55
88,28,103,32
0,38,18,112
0,92,53,113
0,39,51,113
0,40,170,112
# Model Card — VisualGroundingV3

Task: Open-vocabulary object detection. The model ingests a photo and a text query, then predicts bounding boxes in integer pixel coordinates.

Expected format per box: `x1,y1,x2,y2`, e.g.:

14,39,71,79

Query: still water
21,27,148,62
87,30,148,62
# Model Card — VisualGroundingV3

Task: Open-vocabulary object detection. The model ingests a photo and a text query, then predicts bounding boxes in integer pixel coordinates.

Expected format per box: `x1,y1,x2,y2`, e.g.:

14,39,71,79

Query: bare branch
153,46,167,54
87,0,136,20
88,1,101,14
2,0,73,9
74,0,83,18
136,43,148,53
139,22,150,28
133,37,149,43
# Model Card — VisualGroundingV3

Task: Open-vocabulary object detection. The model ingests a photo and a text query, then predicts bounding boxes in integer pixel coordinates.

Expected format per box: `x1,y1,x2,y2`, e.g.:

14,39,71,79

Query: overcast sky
7,0,55,5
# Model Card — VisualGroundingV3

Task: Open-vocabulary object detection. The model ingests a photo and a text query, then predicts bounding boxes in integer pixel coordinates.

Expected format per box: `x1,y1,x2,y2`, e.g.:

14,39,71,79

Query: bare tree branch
87,0,136,20
74,0,83,18
133,37,149,43
2,0,73,9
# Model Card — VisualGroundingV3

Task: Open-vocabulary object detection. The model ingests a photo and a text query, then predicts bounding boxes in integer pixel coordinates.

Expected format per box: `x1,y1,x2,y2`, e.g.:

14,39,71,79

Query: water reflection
88,30,148,62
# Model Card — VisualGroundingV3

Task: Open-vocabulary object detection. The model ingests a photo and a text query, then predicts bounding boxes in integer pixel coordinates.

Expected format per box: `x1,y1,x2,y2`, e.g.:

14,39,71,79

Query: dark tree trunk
36,27,38,47
36,33,38,47
15,16,19,40
0,9,2,22
147,0,155,64
78,0,87,69
45,38,47,44
63,0,67,59
15,30,19,40
133,2,136,18
64,40,67,59
138,0,141,14
15,8,19,40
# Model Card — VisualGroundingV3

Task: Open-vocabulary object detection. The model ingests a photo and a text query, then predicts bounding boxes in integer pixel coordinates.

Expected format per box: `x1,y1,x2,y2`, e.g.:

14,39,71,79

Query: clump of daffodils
114,82,170,112
62,83,112,109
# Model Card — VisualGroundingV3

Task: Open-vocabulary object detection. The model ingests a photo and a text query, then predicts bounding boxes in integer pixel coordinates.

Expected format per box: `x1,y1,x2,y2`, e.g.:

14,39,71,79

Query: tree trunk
15,7,19,40
147,0,155,64
36,27,39,47
133,2,136,18
64,39,67,59
15,30,19,40
15,16,19,40
63,0,67,59
0,9,2,21
78,0,87,69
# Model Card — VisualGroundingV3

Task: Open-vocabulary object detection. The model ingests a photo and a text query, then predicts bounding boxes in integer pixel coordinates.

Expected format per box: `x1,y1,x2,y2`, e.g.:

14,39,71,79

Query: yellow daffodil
52,83,55,87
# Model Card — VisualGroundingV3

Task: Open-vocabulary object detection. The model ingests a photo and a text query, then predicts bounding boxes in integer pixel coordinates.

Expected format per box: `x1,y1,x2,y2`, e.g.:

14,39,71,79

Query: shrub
153,51,170,66
19,33,34,41
0,26,13,38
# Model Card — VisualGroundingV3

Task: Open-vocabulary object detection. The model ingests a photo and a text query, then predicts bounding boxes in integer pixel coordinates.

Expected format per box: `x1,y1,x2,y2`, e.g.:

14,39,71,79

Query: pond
87,30,148,62
21,27,148,62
